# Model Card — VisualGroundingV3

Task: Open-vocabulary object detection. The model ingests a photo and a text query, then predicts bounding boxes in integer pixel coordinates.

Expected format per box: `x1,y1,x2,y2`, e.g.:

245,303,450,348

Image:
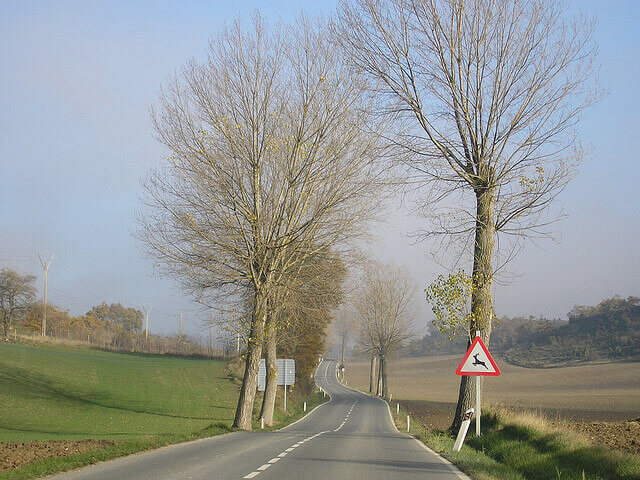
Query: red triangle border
455,336,501,376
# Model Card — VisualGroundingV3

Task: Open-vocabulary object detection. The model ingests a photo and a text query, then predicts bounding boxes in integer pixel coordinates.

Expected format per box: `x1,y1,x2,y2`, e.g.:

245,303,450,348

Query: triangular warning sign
456,336,501,376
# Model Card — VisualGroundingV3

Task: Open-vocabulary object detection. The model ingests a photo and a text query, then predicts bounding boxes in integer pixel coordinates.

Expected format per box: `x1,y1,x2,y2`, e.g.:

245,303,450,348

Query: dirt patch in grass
0,440,118,471
564,418,640,456
400,399,456,431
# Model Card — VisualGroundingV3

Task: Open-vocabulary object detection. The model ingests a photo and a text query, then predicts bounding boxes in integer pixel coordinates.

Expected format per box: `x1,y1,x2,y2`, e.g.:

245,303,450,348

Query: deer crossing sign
456,336,501,376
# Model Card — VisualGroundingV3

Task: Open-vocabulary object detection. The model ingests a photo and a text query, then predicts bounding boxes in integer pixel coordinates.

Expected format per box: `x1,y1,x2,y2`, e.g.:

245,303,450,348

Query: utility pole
37,253,54,337
142,304,152,340
179,311,183,337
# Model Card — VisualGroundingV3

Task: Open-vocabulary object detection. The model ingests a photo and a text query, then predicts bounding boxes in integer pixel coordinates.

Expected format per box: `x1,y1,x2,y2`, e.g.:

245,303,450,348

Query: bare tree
332,309,356,365
138,15,385,430
334,0,599,428
354,263,416,399
260,245,346,425
0,268,36,339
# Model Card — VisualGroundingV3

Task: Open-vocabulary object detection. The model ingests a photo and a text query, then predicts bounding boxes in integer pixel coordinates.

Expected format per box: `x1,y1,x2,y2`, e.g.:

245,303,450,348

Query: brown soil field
0,440,118,471
348,356,640,455
347,355,640,422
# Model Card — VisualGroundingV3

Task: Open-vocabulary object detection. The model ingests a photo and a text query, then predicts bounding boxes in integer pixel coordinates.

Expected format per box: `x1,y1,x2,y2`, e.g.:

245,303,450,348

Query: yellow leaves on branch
519,166,545,193
425,271,475,341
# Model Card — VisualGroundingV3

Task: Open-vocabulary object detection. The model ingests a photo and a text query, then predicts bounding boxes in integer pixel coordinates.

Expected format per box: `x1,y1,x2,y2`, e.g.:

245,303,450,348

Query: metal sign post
476,376,481,436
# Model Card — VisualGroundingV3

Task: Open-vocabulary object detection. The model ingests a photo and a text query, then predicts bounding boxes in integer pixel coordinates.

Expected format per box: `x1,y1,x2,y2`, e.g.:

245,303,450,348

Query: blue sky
1,1,638,339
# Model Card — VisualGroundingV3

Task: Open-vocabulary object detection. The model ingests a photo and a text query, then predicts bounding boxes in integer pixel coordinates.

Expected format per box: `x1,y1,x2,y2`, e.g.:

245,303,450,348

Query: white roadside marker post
453,409,474,452
304,401,307,412
261,417,264,430
407,415,410,431
396,403,399,414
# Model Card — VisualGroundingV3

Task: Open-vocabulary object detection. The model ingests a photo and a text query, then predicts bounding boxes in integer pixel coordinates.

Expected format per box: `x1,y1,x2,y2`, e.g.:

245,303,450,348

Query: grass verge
0,343,326,480
392,403,640,480
0,423,231,480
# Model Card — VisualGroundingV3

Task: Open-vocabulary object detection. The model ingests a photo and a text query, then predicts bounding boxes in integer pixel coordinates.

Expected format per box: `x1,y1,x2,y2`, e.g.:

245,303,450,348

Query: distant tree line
0,267,216,357
406,295,640,367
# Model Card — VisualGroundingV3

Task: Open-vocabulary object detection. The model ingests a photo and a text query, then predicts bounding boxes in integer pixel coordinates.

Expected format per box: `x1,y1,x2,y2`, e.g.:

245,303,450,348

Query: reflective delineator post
396,403,399,414
407,415,410,431
261,417,264,430
304,401,307,412
453,408,474,452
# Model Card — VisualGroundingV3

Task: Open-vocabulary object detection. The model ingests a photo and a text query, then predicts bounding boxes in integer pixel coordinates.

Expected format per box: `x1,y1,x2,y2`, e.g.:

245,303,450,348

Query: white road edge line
384,402,472,480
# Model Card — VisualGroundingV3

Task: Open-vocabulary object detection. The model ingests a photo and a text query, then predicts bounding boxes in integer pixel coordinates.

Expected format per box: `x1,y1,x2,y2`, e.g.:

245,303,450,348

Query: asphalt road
49,360,469,480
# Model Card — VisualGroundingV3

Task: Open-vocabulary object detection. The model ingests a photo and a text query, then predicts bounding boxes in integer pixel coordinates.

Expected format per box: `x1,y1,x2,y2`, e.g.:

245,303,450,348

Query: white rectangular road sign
258,358,295,391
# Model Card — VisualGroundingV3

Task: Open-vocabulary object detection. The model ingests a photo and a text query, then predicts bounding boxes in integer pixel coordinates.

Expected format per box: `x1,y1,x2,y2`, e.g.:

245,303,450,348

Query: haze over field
1,0,639,337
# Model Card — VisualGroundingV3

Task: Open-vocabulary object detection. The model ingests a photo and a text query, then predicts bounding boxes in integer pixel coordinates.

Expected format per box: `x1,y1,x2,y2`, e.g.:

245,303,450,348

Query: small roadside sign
456,336,500,376
258,358,295,391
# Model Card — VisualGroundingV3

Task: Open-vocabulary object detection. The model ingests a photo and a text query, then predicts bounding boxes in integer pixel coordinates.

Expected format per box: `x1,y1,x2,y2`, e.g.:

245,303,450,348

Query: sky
1,1,639,341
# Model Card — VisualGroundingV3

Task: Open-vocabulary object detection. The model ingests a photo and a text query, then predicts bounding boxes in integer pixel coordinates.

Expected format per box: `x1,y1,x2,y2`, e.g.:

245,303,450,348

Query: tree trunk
376,355,382,396
369,355,376,393
2,316,9,339
233,295,267,430
451,185,496,430
380,355,389,399
260,320,278,426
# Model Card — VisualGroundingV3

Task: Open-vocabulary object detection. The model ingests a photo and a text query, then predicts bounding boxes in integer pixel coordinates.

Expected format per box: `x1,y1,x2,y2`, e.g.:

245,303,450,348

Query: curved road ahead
50,360,469,480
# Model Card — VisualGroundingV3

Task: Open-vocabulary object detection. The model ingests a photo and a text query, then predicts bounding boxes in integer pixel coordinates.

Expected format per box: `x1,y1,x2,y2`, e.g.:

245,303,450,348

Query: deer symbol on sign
472,353,488,369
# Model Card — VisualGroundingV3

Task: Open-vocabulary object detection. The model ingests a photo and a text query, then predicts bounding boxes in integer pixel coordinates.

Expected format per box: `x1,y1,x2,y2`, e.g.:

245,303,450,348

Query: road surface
49,360,469,480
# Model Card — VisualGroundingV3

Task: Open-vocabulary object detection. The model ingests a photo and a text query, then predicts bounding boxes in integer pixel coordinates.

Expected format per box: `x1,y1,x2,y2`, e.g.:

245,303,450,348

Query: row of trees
137,15,386,429
139,0,598,430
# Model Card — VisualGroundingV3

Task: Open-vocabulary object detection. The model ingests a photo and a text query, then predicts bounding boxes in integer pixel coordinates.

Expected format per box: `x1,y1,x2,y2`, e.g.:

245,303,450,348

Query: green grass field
0,343,237,442
0,343,325,480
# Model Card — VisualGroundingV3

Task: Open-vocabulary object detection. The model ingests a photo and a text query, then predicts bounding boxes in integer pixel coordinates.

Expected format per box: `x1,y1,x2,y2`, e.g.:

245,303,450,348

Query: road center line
243,473,259,479
257,464,270,471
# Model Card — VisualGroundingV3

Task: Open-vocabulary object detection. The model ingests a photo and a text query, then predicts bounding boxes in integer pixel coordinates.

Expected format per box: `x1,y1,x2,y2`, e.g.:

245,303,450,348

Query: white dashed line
257,464,271,471
268,458,280,464
244,473,259,479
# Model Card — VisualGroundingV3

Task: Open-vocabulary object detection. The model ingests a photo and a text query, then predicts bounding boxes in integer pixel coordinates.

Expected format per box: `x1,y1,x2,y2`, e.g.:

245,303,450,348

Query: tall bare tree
354,263,416,399
138,15,385,430
332,309,356,365
334,0,599,428
0,268,36,339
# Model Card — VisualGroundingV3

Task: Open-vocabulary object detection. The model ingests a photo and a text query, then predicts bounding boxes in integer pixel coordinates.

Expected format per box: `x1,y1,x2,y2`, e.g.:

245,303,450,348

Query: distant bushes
406,295,640,367
11,302,219,358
